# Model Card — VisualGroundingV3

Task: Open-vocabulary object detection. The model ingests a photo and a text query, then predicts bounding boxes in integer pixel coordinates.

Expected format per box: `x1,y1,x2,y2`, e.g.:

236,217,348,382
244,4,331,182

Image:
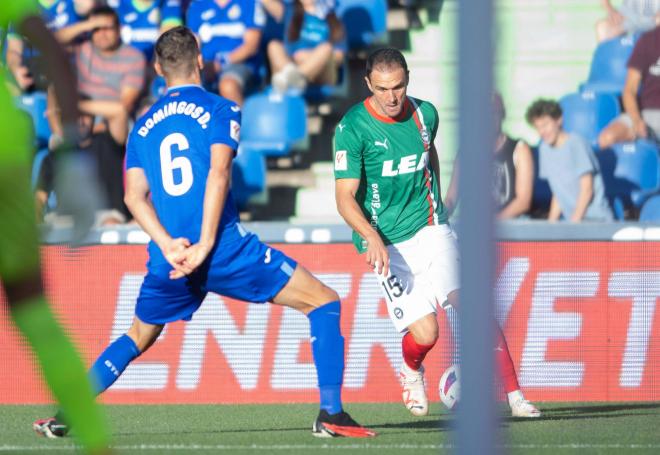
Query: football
439,364,460,410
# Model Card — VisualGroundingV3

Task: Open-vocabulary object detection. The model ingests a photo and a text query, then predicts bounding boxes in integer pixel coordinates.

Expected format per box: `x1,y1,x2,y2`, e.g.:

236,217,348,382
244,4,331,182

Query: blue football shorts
135,232,297,325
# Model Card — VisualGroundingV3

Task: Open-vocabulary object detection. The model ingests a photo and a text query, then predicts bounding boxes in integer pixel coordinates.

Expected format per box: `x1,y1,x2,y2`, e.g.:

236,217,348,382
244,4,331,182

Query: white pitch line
2,444,660,451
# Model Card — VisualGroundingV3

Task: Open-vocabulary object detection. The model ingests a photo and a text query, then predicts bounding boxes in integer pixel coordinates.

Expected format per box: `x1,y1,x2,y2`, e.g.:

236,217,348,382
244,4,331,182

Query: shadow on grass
502,402,660,424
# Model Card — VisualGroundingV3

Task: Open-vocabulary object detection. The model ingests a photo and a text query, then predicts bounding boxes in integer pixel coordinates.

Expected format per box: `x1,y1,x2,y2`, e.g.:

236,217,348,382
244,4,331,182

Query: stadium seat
336,0,387,49
581,33,638,95
598,139,660,218
559,91,620,146
639,193,660,222
240,89,307,157
16,91,51,148
232,146,266,209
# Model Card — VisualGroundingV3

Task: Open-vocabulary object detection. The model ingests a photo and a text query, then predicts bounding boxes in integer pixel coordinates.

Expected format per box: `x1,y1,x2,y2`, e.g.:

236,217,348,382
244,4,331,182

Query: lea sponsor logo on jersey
381,152,429,177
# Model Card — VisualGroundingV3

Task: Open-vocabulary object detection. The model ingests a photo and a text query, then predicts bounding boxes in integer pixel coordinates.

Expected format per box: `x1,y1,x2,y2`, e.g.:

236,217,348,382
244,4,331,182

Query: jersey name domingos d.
125,85,241,266
333,96,448,252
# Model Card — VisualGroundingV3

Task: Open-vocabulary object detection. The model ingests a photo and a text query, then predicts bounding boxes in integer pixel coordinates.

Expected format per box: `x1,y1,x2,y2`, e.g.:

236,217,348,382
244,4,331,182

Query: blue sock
308,301,344,414
88,334,140,395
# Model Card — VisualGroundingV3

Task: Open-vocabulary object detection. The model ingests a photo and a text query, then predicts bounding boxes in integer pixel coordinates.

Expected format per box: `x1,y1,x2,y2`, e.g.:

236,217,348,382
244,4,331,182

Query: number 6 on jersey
160,132,193,196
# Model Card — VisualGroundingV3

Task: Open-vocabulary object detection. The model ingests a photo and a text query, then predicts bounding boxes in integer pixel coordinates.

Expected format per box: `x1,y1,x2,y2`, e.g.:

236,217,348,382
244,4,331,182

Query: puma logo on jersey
381,152,429,176
374,138,389,149
264,248,272,264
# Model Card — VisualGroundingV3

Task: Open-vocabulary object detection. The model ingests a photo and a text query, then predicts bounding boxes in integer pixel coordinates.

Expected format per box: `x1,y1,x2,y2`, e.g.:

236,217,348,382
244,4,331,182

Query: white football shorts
374,224,460,333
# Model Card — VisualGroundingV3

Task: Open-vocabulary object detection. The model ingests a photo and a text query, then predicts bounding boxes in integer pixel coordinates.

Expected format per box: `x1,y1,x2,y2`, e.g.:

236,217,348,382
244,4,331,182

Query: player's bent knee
410,330,438,346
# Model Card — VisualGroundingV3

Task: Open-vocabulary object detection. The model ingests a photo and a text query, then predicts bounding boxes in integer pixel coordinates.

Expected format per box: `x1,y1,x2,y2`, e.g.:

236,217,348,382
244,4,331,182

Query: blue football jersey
108,0,182,60
186,0,265,71
126,84,242,267
40,0,79,31
7,0,79,61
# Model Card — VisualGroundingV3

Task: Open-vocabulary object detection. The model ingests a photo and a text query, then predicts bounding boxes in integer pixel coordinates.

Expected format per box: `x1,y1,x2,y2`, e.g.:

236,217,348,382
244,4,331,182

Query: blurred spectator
596,0,660,42
267,0,345,93
526,99,613,222
598,26,660,149
6,0,97,92
259,0,286,48
75,5,146,222
444,93,534,220
399,0,422,30
36,91,97,220
107,0,183,61
186,0,266,105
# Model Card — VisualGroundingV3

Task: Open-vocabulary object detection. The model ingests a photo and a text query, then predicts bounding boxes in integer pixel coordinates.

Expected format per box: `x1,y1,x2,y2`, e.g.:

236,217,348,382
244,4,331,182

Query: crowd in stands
7,0,351,225
7,0,660,226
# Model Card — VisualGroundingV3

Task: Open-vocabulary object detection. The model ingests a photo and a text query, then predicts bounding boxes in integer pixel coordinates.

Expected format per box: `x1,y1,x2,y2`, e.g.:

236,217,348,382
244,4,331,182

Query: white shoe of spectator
272,63,307,94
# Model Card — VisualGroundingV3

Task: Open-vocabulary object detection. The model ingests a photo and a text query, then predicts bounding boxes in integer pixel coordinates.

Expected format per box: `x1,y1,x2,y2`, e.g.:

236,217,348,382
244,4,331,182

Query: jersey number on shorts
381,275,404,302
160,132,193,196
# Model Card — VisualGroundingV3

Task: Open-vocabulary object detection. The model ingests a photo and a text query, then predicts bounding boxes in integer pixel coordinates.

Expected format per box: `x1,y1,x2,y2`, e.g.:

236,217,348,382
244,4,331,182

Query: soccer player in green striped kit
334,48,541,418
0,1,110,452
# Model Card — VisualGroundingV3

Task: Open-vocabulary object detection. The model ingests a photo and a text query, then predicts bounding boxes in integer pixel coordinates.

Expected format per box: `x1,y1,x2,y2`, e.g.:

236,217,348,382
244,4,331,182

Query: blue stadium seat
16,91,51,148
336,0,387,49
240,89,307,157
639,193,660,222
232,146,266,209
559,91,620,146
581,33,638,95
598,139,660,218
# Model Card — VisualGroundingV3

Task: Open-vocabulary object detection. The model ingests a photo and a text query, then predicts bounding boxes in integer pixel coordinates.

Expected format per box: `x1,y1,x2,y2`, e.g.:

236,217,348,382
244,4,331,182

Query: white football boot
508,390,541,418
399,363,429,416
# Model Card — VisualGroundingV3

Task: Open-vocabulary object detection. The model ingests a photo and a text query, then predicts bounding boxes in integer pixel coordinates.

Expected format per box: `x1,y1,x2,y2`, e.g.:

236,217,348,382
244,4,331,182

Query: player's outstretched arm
124,168,192,275
170,143,233,279
335,178,389,276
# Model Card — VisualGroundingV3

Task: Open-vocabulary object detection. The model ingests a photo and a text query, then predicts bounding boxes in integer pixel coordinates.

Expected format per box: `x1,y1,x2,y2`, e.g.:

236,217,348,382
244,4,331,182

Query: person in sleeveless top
444,92,534,220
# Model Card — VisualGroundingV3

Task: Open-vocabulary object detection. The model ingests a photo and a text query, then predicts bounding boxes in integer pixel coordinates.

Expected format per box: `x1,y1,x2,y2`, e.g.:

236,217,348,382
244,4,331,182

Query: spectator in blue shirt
186,0,266,104
267,0,344,93
107,0,183,61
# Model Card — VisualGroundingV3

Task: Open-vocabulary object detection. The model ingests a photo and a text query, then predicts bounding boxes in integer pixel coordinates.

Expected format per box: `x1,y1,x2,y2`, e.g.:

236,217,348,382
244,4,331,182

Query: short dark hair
155,26,200,78
525,99,562,124
366,48,408,79
89,5,120,28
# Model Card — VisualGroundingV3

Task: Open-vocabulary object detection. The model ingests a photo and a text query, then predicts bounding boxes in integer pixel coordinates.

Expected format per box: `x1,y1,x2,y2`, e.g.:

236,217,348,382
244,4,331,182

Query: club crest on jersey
421,129,430,146
335,150,348,171
228,4,241,20
148,8,161,24
381,152,429,176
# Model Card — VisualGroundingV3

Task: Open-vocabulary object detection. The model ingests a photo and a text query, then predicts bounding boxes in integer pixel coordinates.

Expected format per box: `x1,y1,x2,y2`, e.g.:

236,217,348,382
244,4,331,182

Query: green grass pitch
1,402,659,454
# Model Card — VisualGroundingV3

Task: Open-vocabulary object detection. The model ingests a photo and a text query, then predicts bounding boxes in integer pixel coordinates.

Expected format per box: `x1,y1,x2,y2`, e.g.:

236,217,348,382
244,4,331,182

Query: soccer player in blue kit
35,26,375,439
